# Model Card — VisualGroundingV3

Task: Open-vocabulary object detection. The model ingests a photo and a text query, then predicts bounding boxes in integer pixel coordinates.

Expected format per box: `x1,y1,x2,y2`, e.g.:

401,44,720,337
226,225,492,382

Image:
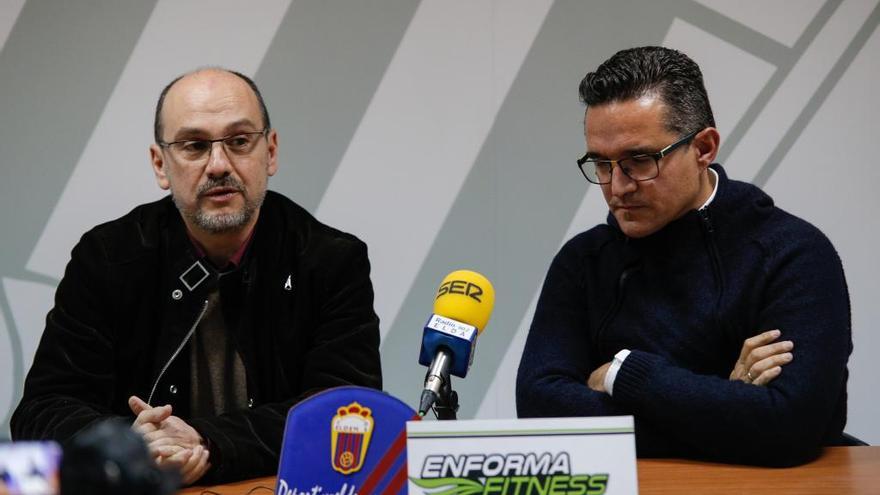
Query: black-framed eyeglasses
576,129,700,185
158,128,269,166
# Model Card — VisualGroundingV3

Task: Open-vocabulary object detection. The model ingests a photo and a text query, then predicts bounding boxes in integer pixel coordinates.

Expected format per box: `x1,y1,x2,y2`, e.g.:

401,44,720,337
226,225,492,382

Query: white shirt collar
698,168,719,211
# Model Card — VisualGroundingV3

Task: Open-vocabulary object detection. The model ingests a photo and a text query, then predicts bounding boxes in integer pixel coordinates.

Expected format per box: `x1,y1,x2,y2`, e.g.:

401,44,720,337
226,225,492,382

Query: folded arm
517,241,627,418
603,235,851,465
517,231,851,466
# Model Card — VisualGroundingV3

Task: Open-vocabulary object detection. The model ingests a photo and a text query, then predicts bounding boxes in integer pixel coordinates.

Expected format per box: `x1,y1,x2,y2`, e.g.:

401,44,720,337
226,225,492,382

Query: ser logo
410,452,608,495
436,280,484,302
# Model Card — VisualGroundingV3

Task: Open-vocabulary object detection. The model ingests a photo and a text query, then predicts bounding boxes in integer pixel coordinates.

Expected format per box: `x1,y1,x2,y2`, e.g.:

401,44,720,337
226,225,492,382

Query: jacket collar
158,191,299,297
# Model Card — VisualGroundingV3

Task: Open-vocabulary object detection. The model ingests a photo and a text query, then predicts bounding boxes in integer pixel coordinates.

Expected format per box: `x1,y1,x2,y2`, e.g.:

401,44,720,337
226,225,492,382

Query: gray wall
2,0,878,445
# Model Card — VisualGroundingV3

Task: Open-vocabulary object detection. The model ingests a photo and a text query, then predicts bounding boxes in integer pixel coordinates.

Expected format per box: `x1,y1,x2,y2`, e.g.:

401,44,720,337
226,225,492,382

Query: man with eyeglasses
11,69,382,485
517,47,851,466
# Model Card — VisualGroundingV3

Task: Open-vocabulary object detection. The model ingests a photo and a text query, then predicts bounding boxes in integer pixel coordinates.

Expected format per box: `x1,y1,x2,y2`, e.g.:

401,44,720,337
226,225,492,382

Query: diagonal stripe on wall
753,0,880,186
691,0,826,48
254,0,422,213
315,0,554,344
0,0,26,53
723,0,875,182
0,0,159,439
0,0,157,281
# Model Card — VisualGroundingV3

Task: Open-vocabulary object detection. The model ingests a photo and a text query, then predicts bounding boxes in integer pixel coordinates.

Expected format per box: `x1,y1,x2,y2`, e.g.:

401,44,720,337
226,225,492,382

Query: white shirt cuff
604,349,631,396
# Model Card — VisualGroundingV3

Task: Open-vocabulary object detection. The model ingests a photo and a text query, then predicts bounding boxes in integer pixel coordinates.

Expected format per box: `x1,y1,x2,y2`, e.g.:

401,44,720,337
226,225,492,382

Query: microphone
418,270,495,416
60,418,178,495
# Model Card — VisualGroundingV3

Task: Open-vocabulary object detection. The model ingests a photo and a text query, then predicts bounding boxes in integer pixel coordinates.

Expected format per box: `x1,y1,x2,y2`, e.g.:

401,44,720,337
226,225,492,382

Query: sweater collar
606,164,774,252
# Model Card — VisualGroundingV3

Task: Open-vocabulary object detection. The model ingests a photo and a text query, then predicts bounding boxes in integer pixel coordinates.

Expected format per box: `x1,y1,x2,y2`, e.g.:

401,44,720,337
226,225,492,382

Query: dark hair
153,68,272,143
578,46,715,134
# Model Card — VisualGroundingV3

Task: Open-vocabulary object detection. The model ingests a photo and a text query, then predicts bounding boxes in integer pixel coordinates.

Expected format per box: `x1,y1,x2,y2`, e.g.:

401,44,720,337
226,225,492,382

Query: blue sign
277,386,417,495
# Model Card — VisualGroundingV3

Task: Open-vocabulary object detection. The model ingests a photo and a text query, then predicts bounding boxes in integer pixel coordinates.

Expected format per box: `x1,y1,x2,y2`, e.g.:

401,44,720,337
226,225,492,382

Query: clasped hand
129,396,210,486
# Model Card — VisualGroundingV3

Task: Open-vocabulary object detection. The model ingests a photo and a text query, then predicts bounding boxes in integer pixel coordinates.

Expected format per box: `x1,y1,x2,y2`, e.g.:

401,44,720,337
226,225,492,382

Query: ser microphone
418,270,495,416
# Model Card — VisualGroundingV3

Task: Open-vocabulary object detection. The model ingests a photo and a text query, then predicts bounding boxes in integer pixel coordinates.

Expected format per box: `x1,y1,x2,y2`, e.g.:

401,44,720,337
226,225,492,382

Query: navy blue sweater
516,165,851,466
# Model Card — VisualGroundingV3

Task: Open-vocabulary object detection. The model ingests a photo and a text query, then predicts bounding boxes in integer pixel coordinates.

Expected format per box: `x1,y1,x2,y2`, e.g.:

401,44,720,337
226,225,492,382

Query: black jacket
517,165,851,466
11,191,383,482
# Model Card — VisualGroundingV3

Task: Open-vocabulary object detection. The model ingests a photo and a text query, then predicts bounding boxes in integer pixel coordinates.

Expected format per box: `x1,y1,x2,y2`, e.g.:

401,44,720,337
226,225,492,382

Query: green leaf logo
409,477,485,495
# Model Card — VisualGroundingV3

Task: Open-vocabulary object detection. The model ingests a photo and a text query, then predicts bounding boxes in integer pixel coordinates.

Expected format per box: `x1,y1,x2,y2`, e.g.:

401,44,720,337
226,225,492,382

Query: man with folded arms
517,46,852,466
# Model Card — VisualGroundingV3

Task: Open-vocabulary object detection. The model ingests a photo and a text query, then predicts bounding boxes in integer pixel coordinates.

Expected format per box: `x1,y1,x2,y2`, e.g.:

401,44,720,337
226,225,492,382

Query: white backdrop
1,0,877,445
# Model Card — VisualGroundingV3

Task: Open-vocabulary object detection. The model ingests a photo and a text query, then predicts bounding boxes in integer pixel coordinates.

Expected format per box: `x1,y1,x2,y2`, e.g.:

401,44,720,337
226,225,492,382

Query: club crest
330,402,374,475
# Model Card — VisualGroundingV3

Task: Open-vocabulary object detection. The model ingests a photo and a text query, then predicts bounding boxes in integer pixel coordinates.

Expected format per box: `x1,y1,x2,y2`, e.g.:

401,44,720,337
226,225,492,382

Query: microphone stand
419,348,460,419
432,369,459,420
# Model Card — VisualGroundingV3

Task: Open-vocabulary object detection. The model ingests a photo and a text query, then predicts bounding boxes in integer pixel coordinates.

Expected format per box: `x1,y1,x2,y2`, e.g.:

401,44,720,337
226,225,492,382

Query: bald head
148,68,279,240
153,68,271,143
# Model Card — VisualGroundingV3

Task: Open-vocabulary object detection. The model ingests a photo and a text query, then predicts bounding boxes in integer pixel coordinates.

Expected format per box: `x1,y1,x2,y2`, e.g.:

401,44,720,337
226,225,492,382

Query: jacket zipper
697,209,714,234
698,209,726,327
595,212,722,358
147,299,210,405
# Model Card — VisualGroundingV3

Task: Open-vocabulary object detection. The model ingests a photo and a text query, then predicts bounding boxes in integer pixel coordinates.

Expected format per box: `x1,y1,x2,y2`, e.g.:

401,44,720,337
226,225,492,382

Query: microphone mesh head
433,270,495,333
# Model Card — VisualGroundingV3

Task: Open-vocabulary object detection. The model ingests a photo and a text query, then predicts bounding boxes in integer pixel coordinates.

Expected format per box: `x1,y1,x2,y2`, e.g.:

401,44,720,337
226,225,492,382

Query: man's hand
128,396,211,485
130,396,171,437
729,329,794,386
587,362,612,393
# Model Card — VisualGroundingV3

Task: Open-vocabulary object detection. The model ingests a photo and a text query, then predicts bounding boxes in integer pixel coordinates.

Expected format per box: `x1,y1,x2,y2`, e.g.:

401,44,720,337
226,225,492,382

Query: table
637,446,879,494
180,446,880,494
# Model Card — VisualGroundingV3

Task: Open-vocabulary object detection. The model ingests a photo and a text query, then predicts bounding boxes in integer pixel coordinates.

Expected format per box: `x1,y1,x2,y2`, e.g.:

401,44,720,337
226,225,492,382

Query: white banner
406,416,637,495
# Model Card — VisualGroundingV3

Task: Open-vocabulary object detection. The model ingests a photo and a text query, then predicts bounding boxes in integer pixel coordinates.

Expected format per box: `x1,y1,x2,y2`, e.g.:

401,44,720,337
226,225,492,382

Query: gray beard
171,176,266,234
192,204,254,233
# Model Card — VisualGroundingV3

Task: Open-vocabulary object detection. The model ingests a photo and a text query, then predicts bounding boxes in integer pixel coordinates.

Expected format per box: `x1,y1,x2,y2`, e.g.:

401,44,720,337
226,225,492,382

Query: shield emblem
330,402,374,475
